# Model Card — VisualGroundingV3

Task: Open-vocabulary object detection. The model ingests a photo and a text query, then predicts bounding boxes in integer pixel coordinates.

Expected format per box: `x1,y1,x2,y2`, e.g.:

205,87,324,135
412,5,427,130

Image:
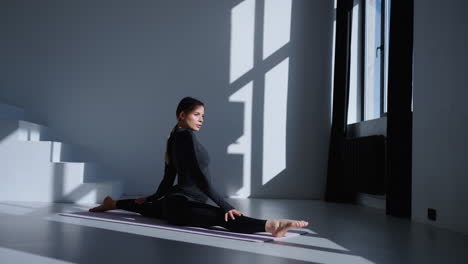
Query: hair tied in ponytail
164,125,176,165
165,97,204,165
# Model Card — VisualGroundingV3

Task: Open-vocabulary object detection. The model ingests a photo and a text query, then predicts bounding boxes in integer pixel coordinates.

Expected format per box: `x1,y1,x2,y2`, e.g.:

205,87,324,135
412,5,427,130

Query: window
346,0,393,124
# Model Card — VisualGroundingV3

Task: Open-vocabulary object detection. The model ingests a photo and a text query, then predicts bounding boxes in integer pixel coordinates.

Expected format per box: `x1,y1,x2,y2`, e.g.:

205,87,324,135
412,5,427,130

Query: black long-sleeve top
146,127,235,213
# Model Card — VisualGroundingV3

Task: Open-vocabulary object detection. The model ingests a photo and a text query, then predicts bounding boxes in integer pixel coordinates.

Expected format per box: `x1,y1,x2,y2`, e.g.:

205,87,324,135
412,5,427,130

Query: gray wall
413,0,468,234
0,0,333,199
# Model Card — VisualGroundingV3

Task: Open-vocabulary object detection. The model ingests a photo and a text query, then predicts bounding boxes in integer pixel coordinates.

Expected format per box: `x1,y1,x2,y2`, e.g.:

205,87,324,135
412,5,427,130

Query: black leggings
116,195,267,234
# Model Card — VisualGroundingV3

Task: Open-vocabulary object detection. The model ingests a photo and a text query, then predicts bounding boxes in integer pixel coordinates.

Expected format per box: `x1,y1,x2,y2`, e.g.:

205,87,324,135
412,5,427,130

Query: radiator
344,135,386,195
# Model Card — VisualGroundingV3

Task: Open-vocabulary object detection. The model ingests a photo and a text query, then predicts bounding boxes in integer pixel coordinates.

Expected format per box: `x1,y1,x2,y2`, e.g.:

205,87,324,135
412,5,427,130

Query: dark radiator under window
344,135,386,195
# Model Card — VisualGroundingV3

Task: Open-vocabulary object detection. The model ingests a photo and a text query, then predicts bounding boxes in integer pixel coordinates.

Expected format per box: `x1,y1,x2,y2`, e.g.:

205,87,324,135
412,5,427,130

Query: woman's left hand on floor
225,209,243,222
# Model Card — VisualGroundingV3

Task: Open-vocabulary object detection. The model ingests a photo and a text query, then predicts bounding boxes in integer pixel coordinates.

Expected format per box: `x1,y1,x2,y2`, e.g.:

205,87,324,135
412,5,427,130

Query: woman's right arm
175,130,235,213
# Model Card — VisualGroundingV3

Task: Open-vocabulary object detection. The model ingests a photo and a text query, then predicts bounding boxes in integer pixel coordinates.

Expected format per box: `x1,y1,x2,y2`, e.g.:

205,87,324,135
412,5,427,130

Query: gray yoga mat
59,210,308,242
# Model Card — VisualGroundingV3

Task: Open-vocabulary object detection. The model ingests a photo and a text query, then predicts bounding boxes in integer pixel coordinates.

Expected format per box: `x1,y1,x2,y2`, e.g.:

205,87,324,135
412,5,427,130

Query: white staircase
0,103,123,203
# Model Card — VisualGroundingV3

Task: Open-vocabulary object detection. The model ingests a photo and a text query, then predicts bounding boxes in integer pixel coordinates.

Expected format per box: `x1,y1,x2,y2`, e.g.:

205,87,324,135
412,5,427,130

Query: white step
1,160,82,202
0,119,55,142
0,146,122,203
0,140,88,162
0,103,27,120
0,103,122,203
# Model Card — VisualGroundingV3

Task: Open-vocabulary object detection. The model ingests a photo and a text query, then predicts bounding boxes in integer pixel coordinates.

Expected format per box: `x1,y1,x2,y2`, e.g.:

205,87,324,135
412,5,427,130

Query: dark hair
165,97,205,165
175,96,205,121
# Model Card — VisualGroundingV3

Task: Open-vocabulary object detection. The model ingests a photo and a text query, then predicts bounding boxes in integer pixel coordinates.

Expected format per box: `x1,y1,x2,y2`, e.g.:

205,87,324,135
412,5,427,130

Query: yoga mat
59,210,309,242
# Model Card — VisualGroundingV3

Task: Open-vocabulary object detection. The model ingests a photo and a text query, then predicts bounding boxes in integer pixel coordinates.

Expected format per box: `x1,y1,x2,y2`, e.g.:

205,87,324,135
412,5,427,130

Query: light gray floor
0,198,467,264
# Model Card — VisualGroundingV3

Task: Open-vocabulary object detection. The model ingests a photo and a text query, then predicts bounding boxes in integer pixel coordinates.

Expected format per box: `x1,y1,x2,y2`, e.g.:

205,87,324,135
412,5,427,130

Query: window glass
364,0,383,120
347,0,361,124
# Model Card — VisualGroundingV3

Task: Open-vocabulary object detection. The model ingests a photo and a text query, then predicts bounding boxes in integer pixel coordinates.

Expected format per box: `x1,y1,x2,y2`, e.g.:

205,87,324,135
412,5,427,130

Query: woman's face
179,105,204,131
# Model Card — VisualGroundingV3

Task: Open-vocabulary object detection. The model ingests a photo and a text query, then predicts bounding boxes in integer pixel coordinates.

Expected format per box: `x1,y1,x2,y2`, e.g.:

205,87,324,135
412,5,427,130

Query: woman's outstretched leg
89,196,164,218
162,196,265,233
115,198,164,218
162,196,309,237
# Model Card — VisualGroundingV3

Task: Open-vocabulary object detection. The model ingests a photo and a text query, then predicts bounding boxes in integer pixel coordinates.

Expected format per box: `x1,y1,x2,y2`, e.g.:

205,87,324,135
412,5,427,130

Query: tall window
347,0,391,124
344,0,412,124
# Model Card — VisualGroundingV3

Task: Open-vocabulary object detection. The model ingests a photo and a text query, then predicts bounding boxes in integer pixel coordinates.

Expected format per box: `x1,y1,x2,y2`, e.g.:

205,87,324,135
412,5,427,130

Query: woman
89,97,308,237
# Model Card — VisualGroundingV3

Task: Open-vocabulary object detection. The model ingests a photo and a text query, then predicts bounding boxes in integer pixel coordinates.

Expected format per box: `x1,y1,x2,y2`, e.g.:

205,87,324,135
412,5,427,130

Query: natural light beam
263,0,292,59
262,58,289,185
227,82,253,197
230,0,256,83
47,214,375,264
289,236,350,251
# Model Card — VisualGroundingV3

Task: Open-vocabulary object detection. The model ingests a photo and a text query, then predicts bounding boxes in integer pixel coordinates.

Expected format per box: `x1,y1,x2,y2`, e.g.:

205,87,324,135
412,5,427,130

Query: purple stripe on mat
171,225,273,242
59,211,270,242
195,225,310,240
202,225,311,237
59,210,305,242
66,211,265,241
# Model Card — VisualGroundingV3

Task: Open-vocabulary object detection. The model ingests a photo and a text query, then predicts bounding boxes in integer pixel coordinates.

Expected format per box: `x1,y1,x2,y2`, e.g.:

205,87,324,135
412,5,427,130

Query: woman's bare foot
89,196,117,212
265,219,309,237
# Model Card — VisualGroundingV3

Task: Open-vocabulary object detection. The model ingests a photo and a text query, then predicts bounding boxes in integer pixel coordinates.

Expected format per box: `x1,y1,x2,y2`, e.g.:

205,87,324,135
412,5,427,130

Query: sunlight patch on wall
228,0,292,196
262,58,289,185
261,0,291,186
263,0,292,59
229,0,256,83
227,82,253,198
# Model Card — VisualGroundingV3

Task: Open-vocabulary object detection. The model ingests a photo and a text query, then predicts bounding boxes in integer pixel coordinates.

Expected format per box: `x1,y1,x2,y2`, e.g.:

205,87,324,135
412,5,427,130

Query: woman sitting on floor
90,96,308,237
